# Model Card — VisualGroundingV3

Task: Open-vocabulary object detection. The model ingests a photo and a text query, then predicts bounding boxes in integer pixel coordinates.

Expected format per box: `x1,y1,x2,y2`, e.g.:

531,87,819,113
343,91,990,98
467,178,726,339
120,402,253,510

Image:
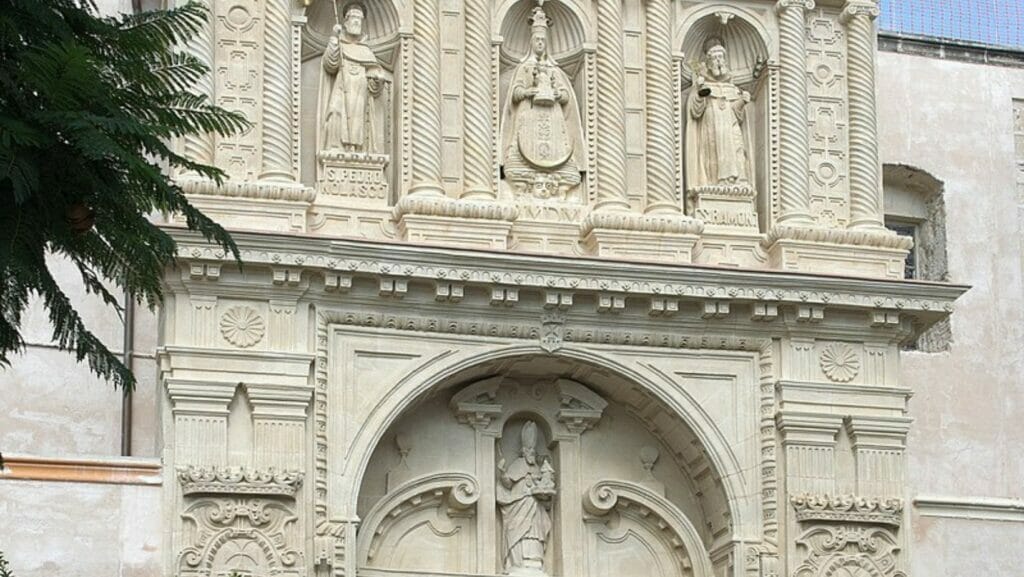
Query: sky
879,0,1024,48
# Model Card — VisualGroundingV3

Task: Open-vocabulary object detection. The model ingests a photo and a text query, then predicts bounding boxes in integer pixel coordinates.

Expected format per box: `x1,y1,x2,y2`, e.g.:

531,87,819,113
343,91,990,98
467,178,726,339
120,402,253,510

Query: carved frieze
219,306,266,348
818,343,860,383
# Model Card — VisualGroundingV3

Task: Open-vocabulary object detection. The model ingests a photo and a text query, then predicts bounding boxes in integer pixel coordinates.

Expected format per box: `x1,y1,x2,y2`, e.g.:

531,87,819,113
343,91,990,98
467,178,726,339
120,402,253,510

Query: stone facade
2,1,1024,576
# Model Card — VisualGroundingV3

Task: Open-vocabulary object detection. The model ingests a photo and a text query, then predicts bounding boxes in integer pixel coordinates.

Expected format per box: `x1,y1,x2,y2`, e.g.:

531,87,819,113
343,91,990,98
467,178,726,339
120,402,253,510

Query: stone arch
677,4,772,88
339,344,747,542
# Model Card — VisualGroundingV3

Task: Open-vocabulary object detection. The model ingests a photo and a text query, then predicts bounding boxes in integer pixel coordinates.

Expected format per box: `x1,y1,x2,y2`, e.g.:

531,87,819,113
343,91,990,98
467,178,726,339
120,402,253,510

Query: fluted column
775,0,815,225
594,0,630,212
409,0,445,197
182,0,215,172
843,0,884,230
259,0,294,181
644,0,679,215
461,0,495,200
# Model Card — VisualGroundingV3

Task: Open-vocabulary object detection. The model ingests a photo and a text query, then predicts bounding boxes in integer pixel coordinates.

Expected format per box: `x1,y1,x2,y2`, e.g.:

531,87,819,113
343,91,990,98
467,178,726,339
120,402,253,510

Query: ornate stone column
409,0,445,197
593,0,630,212
259,0,295,182
181,0,214,172
461,0,495,200
643,0,679,215
842,0,885,230
774,0,815,225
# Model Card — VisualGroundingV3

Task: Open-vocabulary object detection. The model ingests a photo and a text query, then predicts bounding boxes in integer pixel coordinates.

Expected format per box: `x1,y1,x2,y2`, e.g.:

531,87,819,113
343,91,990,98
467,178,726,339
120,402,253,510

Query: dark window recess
885,220,918,280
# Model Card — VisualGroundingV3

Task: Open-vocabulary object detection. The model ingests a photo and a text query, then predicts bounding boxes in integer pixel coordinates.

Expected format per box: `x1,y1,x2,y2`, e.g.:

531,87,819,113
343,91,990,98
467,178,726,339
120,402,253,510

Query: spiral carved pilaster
410,0,444,196
775,0,814,225
462,0,494,199
260,0,293,181
843,1,884,229
594,0,630,211
182,0,215,170
644,0,678,214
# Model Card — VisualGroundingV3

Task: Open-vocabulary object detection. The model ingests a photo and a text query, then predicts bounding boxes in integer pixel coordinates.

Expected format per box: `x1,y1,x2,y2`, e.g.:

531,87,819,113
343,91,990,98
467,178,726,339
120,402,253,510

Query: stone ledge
0,453,162,486
914,496,1024,523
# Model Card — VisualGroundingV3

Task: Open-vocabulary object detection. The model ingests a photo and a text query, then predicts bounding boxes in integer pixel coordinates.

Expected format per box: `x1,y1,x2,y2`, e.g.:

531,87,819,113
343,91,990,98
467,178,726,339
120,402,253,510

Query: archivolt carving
357,472,481,566
583,480,714,577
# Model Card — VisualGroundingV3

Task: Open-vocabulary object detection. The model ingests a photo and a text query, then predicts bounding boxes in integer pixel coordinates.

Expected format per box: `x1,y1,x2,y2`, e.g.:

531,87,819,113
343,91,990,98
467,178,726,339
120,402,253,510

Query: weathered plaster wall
0,480,161,577
879,49,1024,572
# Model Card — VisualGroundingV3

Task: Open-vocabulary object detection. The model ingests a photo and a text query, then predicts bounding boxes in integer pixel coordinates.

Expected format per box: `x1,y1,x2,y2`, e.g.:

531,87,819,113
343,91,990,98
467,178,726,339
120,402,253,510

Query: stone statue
319,2,384,153
497,420,555,576
685,37,753,191
501,2,586,202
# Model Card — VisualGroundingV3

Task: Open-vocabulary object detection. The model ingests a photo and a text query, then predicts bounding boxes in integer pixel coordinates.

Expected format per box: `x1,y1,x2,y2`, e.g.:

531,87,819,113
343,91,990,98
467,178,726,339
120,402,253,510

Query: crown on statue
530,2,550,36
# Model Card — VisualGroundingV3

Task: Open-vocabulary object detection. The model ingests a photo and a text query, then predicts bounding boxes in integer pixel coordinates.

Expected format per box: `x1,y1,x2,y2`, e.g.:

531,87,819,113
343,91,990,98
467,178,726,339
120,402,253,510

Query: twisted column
843,0,884,230
260,0,293,181
461,0,494,200
775,0,815,225
409,0,445,196
594,0,630,212
182,0,215,171
644,0,679,214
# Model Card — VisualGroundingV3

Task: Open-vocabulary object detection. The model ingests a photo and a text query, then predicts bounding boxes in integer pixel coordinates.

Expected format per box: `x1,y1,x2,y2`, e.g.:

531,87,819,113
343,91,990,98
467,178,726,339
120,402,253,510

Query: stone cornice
167,228,967,327
792,493,904,527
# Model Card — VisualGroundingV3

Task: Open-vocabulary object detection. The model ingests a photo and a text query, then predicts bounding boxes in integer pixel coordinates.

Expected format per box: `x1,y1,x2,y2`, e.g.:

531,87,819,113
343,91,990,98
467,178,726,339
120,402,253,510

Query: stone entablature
173,0,913,279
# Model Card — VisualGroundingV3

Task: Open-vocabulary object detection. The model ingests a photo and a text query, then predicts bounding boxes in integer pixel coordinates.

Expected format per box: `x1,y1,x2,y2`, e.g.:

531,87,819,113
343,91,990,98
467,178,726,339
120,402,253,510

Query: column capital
841,0,881,23
776,0,814,14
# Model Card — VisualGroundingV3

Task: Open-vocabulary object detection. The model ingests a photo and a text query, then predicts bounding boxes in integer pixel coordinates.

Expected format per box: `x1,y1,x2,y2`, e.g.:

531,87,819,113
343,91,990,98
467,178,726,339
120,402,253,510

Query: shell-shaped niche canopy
303,0,402,63
679,8,770,89
498,0,589,64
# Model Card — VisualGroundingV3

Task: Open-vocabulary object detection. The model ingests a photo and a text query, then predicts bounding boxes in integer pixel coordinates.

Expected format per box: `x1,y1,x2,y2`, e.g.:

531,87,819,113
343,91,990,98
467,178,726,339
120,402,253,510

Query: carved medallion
819,343,860,382
220,306,266,348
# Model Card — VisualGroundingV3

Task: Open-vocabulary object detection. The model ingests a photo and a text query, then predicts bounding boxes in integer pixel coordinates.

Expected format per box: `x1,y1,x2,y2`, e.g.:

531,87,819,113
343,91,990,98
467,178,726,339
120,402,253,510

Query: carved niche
177,467,305,577
355,373,717,577
680,11,769,229
306,0,397,207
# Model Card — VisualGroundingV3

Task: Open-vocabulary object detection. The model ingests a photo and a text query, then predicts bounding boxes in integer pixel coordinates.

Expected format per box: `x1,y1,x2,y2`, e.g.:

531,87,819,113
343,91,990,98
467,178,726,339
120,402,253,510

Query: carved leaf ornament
819,343,860,382
220,306,266,348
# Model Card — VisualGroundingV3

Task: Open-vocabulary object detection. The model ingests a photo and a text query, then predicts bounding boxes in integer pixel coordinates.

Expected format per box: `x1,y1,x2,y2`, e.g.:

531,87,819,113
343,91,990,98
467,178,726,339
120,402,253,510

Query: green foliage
0,550,12,577
0,0,247,389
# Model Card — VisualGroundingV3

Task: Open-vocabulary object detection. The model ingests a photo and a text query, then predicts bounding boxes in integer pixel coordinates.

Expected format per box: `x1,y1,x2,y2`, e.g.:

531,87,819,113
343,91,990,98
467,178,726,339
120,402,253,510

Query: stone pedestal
764,226,913,279
581,212,703,262
686,184,759,229
317,150,390,207
395,196,517,250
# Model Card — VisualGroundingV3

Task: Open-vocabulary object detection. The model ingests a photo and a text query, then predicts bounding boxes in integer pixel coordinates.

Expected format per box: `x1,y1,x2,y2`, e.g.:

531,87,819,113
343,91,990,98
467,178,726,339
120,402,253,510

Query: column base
581,211,703,263
764,225,913,279
177,177,314,233
395,196,518,251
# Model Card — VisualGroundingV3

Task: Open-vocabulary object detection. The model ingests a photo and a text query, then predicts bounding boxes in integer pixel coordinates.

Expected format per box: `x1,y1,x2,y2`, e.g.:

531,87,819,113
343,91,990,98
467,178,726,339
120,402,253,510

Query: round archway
353,352,735,577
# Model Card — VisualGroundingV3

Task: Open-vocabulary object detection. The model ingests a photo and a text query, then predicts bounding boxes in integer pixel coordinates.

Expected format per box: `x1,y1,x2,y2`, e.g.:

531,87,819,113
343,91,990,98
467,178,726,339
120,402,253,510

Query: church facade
2,1,1023,576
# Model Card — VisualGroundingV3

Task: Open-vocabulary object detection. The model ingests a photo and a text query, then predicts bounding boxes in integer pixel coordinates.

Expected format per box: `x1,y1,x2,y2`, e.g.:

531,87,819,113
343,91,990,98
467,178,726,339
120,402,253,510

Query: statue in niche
501,2,586,202
686,36,752,189
497,420,555,576
316,1,392,205
319,2,384,152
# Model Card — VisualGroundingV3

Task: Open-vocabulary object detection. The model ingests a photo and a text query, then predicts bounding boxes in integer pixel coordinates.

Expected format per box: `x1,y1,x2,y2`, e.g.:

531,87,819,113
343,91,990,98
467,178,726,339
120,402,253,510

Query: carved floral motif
819,343,860,383
219,306,266,348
